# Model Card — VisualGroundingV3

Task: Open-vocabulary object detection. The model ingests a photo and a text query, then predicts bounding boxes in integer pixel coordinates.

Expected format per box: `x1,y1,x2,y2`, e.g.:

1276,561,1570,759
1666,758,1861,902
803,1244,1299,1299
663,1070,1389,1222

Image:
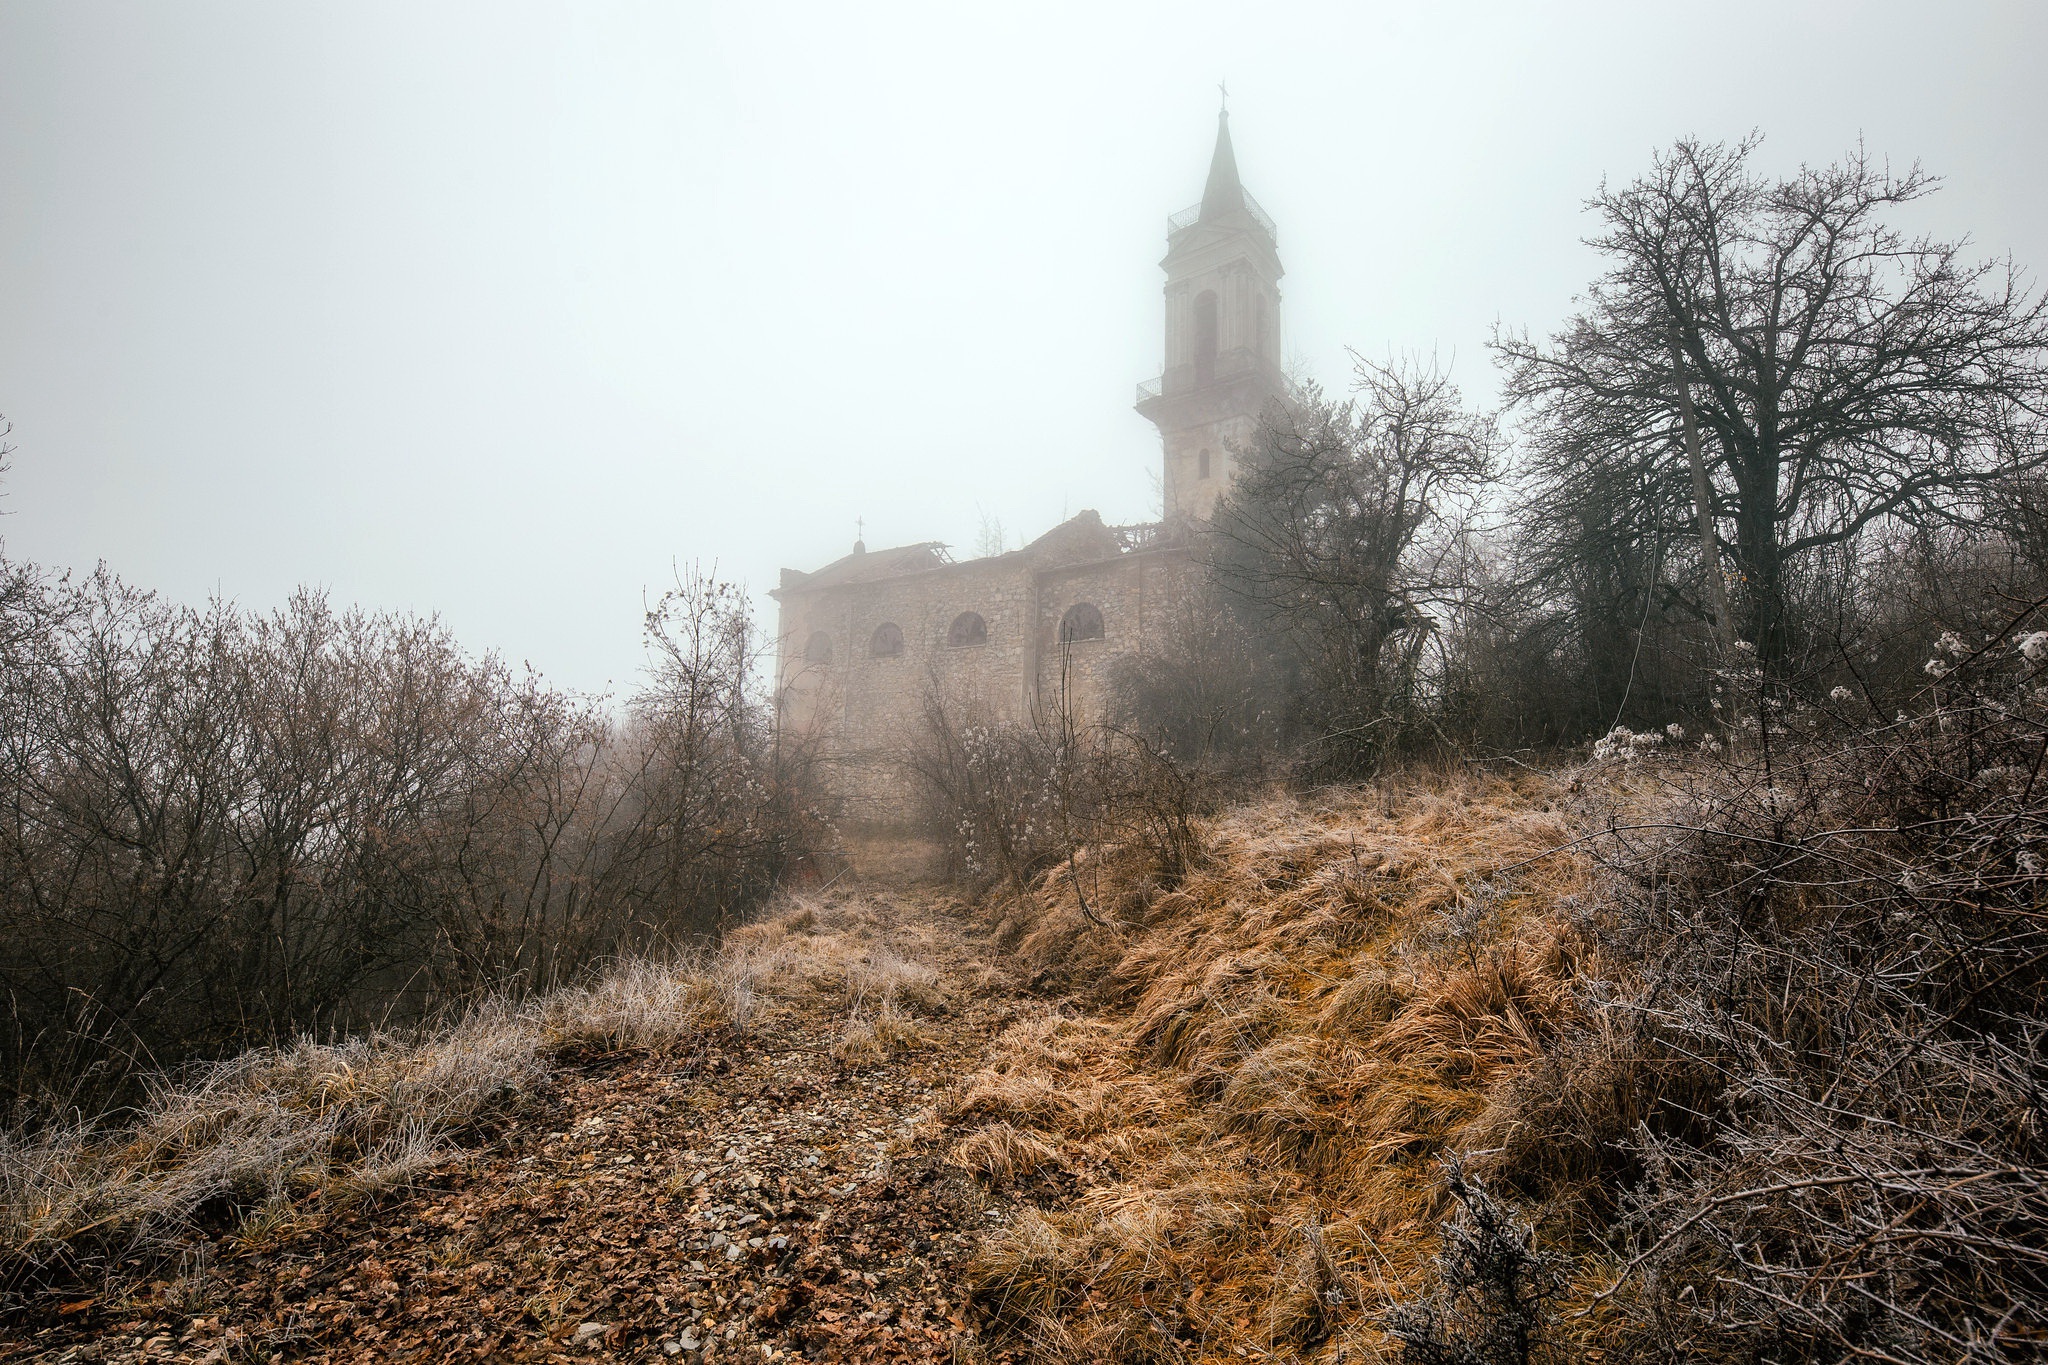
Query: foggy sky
3,1,2043,698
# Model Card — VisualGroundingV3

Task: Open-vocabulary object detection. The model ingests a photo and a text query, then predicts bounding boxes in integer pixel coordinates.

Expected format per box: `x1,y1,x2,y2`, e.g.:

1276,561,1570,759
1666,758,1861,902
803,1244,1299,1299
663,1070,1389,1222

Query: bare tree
0,559,823,1121
1108,587,1279,771
1205,356,1495,775
1500,136,2048,673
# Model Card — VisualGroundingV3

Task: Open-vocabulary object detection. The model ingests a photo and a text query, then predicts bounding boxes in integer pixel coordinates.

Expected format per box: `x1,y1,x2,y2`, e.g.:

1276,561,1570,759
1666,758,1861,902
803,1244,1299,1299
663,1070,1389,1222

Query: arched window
869,622,904,658
1193,290,1218,384
1254,293,1269,359
804,630,834,664
1059,602,1105,644
1197,448,1212,480
946,611,988,647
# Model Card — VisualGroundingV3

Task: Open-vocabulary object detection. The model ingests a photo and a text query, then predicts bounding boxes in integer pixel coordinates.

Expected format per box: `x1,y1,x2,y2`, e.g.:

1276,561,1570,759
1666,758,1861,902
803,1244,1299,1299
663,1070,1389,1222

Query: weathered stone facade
773,514,1195,822
771,109,1281,825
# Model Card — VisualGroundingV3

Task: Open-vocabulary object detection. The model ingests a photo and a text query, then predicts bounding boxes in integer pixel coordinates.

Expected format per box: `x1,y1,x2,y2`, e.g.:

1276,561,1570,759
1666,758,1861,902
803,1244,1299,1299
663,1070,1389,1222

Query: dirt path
16,892,1038,1365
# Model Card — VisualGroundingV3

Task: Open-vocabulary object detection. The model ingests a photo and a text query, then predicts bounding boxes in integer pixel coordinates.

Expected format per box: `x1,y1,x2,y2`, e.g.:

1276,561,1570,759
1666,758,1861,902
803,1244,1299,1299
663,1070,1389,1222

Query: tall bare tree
1500,136,2048,672
1205,357,1495,775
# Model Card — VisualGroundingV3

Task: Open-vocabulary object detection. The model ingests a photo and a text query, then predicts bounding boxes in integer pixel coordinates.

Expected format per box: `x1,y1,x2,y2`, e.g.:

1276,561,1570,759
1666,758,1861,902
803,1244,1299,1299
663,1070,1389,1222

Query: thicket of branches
1553,618,2048,1362
0,560,825,1122
907,656,1213,904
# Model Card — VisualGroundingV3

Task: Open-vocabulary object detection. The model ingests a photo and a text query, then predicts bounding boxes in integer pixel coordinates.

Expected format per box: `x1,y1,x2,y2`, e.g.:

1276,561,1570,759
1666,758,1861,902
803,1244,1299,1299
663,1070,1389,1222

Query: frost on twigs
1385,1159,1560,1365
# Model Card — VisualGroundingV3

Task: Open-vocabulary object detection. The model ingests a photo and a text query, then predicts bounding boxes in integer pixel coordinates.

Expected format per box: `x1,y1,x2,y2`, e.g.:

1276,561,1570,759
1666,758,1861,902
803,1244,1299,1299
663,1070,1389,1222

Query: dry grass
705,895,961,1069
0,1004,545,1289
949,771,1609,1362
948,1123,1069,1186
1,890,946,1301
541,959,730,1054
830,1001,934,1064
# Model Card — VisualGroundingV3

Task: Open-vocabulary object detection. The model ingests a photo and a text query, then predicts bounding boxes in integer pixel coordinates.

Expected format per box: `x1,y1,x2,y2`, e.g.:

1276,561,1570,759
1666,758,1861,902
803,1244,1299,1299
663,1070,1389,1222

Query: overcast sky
3,1,2043,697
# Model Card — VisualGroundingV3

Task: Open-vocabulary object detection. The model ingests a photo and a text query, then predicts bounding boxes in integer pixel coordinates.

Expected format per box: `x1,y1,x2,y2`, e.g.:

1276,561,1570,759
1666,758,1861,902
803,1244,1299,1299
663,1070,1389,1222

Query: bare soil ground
5,893,1037,1365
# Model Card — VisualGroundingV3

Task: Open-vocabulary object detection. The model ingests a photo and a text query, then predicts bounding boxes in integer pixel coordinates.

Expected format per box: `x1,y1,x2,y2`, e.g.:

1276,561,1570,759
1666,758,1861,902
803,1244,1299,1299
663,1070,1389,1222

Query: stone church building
773,110,1286,822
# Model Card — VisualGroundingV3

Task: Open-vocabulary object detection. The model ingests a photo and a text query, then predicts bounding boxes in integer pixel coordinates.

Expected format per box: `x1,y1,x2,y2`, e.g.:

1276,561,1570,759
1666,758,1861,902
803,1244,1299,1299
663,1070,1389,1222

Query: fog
2,0,2042,696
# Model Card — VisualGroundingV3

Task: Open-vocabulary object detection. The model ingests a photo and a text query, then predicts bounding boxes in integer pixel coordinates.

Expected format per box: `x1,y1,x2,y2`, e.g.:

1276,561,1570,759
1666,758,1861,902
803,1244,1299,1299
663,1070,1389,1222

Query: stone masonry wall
1032,548,1194,722
775,544,1195,827
777,553,1039,823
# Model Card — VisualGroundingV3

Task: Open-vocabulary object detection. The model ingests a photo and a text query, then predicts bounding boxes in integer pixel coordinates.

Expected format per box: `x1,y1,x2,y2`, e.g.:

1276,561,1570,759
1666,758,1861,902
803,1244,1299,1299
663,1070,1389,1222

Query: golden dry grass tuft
947,1123,1069,1186
0,1005,545,1285
829,1001,934,1064
949,771,1613,1362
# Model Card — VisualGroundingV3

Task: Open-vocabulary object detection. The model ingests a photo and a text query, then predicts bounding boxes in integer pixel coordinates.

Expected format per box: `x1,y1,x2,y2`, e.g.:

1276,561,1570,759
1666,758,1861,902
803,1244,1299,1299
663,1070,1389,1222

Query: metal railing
1166,188,1276,240
1136,347,1283,406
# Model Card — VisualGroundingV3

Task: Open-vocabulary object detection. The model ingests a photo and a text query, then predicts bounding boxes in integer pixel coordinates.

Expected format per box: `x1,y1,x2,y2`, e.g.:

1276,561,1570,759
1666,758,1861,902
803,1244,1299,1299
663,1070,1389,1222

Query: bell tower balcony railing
1135,346,1285,407
1165,190,1277,242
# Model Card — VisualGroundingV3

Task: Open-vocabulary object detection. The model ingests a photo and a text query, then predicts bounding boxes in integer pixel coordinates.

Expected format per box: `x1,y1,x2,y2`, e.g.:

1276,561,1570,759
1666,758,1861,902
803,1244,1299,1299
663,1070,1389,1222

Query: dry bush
0,561,831,1121
1107,592,1282,773
1385,1159,1562,1365
908,684,1221,900
949,774,1604,1361
906,693,1071,887
1569,625,2048,1363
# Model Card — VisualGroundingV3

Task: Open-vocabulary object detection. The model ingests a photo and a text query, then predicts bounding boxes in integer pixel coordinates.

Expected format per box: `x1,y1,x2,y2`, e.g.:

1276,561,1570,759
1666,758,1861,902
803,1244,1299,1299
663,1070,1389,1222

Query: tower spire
1199,103,1244,221
1136,100,1285,522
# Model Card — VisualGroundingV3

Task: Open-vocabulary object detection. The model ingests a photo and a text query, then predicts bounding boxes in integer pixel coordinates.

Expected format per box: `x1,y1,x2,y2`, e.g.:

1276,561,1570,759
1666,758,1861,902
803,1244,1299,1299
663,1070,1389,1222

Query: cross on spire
1218,79,1228,114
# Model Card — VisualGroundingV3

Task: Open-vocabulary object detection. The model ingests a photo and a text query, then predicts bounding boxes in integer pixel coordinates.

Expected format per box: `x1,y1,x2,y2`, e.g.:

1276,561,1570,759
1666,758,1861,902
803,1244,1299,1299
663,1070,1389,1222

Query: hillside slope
5,896,1043,1364
18,755,2033,1364
947,775,1598,1361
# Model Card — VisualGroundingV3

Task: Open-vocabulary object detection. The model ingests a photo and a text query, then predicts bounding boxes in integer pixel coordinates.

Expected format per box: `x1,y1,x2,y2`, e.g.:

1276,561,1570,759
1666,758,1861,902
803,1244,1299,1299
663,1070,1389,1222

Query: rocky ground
5,893,1040,1364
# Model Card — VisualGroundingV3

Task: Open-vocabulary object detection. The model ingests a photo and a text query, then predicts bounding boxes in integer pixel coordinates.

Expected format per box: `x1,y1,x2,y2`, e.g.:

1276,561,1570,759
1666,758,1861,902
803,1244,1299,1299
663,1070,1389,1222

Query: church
772,109,1286,823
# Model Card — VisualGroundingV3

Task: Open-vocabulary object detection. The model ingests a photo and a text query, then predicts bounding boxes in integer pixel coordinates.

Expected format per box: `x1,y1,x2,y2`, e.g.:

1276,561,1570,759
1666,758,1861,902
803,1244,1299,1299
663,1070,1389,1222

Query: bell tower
1136,105,1286,521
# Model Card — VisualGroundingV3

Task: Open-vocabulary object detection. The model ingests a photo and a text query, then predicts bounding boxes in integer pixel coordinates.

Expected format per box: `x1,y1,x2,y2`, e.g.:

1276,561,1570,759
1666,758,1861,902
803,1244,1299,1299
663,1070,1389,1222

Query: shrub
1585,616,2048,1362
906,683,1217,896
0,561,827,1120
1386,1160,1560,1365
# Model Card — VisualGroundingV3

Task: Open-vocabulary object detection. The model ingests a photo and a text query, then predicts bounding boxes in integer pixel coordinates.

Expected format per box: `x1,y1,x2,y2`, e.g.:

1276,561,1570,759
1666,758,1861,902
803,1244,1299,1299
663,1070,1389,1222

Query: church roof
776,510,1175,599
779,540,951,592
